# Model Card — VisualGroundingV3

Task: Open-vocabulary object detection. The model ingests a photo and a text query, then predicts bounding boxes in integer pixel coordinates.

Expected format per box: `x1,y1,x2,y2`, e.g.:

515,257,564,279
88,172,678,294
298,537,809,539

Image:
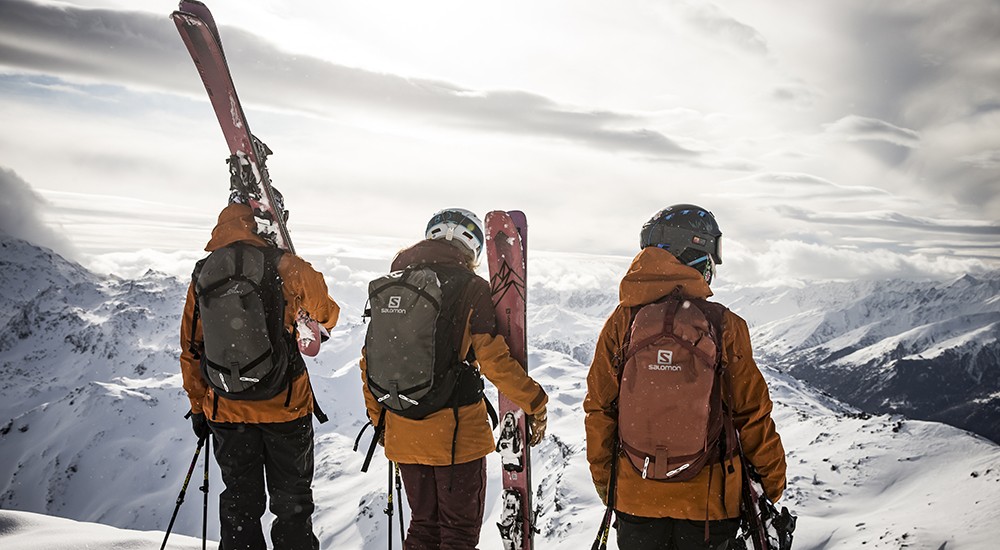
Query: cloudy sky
1,0,998,285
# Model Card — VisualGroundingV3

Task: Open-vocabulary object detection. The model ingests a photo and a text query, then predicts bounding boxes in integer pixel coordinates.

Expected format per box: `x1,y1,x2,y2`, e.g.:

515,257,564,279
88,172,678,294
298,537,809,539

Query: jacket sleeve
179,282,208,414
724,311,787,502
583,305,627,492
466,278,547,415
359,348,381,425
280,254,340,330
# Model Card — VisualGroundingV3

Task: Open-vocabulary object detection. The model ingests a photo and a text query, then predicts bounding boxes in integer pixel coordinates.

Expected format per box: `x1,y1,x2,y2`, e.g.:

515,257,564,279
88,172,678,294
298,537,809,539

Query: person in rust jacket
584,204,786,549
180,198,340,550
360,208,548,550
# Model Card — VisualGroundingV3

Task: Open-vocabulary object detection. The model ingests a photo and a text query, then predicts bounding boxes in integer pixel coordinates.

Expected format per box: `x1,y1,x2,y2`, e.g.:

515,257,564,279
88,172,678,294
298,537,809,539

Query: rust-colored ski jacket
179,204,340,423
360,239,548,466
584,246,786,519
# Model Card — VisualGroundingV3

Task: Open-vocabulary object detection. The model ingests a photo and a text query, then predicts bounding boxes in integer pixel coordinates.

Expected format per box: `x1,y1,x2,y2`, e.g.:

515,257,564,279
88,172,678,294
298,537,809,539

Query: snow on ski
171,1,323,355
486,210,533,550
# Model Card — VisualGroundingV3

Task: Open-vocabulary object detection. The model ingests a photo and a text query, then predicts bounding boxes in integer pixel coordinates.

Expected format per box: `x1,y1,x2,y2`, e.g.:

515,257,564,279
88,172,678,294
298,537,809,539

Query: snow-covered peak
1,240,998,549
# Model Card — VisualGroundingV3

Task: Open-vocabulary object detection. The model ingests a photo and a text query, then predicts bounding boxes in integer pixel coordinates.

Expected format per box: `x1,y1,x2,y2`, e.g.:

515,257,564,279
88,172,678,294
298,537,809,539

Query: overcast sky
1,0,998,285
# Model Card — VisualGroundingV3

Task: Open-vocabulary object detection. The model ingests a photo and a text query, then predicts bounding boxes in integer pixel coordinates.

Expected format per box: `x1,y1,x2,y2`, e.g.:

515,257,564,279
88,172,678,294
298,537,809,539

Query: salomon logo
381,295,407,314
648,349,681,371
221,285,242,298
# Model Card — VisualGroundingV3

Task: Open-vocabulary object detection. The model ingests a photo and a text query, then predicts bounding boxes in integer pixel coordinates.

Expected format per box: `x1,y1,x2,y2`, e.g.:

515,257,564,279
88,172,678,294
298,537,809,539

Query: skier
180,192,340,550
584,204,786,549
360,208,548,550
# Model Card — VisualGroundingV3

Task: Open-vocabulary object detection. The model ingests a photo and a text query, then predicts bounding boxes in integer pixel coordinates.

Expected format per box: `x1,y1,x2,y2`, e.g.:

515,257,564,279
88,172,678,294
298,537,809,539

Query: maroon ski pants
398,457,488,550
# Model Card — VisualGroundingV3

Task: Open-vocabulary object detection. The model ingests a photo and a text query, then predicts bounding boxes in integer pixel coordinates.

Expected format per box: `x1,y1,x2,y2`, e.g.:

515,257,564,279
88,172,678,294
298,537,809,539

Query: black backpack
189,243,303,402
364,264,484,420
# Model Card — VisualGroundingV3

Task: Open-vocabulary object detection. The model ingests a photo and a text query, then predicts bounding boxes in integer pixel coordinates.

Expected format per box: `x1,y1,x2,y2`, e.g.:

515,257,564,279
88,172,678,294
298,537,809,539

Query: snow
2,235,1000,549
0,509,204,550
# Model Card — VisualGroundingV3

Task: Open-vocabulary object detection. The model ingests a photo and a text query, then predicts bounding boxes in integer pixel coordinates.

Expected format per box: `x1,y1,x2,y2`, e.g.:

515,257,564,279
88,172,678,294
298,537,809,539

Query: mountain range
1,233,998,549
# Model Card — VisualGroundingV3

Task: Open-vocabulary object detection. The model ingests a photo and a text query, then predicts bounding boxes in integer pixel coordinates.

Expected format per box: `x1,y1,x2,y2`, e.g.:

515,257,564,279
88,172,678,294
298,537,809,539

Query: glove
527,406,547,447
189,411,210,441
595,481,609,506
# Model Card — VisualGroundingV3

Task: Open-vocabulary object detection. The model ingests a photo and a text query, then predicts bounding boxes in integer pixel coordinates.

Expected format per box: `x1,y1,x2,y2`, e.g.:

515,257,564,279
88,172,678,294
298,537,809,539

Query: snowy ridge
1,236,999,549
725,275,1000,443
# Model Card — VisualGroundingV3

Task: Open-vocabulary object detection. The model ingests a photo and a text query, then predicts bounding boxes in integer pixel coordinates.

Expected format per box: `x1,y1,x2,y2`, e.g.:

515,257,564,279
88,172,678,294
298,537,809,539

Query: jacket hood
619,246,713,307
392,239,474,271
205,203,269,251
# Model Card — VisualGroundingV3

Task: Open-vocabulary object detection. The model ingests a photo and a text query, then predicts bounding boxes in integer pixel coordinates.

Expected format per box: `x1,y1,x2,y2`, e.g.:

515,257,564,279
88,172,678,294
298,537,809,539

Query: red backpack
617,292,734,481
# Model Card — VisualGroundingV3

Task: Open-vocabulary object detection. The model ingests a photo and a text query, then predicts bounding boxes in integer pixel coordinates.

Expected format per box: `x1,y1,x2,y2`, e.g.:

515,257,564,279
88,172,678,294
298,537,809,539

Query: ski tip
171,10,202,25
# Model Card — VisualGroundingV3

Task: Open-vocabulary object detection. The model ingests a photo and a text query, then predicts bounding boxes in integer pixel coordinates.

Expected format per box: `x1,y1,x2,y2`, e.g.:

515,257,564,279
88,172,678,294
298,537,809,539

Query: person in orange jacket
180,193,339,550
360,208,548,550
584,204,786,549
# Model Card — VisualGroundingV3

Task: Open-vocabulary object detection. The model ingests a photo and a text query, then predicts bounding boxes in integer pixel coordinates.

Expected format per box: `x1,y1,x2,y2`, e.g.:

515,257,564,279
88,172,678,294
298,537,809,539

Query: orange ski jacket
360,239,548,466
584,246,786,519
179,203,340,423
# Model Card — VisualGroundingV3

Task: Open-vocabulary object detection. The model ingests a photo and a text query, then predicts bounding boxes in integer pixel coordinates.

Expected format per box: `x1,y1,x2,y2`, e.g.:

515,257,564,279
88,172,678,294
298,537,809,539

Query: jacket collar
204,203,269,252
392,239,473,271
619,247,712,307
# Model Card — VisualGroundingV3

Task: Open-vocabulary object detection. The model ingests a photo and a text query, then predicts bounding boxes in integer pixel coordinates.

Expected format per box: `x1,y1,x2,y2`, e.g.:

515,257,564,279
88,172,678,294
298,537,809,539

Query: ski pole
591,440,620,550
200,435,210,550
394,462,405,548
385,461,394,550
160,436,206,550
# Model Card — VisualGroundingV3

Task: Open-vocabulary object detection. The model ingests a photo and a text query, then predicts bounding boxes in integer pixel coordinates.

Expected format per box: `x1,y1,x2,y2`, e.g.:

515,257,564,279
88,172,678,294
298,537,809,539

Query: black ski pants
615,512,740,550
209,416,319,550
398,457,487,550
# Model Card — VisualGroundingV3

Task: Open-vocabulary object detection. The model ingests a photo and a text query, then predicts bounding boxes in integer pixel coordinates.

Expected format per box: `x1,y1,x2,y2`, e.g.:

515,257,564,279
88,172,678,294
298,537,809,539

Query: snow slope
724,276,1000,443
1,235,999,549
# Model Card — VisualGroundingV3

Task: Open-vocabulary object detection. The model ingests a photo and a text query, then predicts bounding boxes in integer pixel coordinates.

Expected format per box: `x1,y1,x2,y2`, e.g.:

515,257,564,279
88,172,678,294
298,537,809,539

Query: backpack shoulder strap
187,257,209,358
697,299,729,344
613,304,640,386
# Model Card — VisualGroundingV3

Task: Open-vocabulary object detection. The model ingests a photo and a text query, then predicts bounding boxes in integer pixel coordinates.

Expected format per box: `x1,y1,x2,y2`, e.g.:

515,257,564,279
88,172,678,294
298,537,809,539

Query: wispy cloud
670,0,769,55
959,150,1000,170
0,0,696,160
774,205,1000,236
723,172,893,199
823,115,921,148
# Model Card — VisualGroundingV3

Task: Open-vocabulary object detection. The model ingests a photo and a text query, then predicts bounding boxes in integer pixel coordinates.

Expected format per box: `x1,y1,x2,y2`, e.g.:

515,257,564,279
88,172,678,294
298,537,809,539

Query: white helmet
425,208,485,259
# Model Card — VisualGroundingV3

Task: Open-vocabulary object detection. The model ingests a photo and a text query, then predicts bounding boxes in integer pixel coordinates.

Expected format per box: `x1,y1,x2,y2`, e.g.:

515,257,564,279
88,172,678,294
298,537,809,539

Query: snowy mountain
1,234,999,549
721,276,1000,443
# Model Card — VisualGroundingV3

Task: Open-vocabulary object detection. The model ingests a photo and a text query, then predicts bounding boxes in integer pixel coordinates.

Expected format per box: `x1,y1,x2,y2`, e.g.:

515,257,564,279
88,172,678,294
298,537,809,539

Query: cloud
958,150,1000,170
672,1,769,55
823,115,921,148
0,0,696,160
720,172,894,200
774,205,1000,236
771,82,821,110
0,166,76,257
750,239,995,283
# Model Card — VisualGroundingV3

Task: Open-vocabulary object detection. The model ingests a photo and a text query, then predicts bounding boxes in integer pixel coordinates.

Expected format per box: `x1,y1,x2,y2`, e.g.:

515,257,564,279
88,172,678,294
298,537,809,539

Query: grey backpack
364,265,480,419
190,243,301,401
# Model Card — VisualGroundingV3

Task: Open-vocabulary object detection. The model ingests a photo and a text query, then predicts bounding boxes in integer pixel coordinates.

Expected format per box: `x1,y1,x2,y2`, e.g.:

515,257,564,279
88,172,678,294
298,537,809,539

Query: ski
739,460,796,550
485,210,533,550
171,1,322,355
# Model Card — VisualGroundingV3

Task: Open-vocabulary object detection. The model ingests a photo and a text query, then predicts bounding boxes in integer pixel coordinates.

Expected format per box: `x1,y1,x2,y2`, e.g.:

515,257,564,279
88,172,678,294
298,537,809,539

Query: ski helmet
640,204,722,283
425,208,485,259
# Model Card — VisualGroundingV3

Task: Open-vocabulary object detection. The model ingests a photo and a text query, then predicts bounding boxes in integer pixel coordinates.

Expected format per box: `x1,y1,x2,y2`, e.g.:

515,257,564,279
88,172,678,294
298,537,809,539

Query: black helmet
640,204,722,283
